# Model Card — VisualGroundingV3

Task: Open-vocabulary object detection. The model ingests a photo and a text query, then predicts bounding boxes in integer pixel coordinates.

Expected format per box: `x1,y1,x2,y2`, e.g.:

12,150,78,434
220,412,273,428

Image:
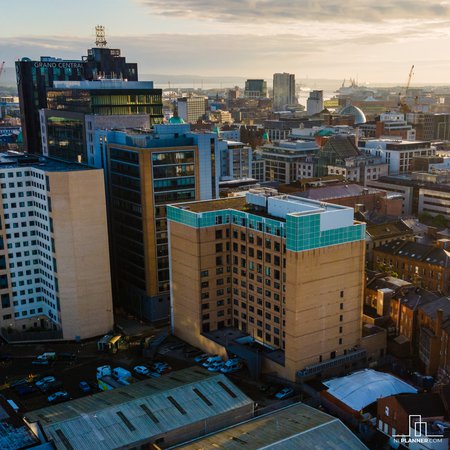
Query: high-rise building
16,38,138,154
272,73,296,111
244,80,268,99
95,123,219,321
261,139,319,183
0,152,113,341
40,80,162,165
218,140,252,181
177,96,206,123
168,189,366,381
306,90,324,116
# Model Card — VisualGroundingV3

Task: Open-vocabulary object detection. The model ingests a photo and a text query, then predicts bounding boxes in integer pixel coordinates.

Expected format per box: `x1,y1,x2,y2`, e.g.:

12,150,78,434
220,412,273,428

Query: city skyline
2,0,450,84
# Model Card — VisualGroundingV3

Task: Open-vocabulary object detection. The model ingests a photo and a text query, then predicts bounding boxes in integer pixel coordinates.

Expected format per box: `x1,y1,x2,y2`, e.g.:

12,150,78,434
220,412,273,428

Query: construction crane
398,64,414,114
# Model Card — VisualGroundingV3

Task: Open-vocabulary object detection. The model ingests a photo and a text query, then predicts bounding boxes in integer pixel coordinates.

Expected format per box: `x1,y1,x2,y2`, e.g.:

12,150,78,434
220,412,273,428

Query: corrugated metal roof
174,403,368,449
25,368,253,450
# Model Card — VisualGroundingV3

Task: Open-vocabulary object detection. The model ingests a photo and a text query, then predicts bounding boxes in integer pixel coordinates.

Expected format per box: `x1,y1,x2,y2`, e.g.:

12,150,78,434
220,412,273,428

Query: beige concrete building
0,152,113,341
168,189,367,381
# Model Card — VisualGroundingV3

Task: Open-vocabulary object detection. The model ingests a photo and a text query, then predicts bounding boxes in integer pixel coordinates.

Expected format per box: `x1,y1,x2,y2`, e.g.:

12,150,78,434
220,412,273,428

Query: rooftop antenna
95,25,107,48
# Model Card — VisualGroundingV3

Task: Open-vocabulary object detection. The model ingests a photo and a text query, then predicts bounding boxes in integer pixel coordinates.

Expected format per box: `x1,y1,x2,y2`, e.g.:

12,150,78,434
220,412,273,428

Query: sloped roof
298,183,371,201
366,221,413,240
324,369,416,411
25,368,253,450
323,135,362,159
376,240,450,268
175,403,367,449
419,296,450,321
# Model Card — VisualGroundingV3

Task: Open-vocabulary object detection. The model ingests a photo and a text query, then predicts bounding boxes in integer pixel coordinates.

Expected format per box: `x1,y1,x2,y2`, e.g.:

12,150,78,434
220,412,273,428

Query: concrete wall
50,169,113,340
284,240,365,380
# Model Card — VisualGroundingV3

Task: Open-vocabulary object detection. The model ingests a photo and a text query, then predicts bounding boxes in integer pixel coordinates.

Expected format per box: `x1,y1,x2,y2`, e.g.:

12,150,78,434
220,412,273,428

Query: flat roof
179,196,247,213
174,403,367,449
0,152,93,172
25,367,253,450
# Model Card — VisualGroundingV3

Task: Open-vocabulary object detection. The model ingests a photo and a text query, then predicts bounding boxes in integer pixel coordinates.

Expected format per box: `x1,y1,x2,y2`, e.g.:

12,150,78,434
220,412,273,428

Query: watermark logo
393,415,444,445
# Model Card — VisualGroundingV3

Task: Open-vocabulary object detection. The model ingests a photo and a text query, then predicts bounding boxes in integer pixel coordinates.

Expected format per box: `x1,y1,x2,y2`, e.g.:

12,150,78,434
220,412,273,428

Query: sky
2,0,450,85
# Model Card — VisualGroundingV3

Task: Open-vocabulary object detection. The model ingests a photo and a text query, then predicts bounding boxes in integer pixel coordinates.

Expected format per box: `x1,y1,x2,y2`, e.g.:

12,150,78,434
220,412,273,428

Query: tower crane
398,64,414,114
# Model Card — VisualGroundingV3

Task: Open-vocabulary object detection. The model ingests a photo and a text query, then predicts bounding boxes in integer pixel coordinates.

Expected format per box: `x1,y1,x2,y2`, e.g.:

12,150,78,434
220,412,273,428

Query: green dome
168,116,185,124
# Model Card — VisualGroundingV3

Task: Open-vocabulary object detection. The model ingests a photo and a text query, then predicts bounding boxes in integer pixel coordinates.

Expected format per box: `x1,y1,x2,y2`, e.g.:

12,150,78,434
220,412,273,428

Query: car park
274,387,295,400
79,381,91,393
47,391,69,403
134,366,150,376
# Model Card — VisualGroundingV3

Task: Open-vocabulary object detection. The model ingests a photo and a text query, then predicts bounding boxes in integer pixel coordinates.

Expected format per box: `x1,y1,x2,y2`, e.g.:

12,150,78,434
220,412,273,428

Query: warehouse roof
323,369,416,411
25,367,253,450
174,403,367,449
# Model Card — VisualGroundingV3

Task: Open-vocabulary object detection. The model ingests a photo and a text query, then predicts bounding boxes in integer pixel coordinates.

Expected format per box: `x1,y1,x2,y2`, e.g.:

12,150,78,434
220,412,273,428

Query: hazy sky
2,0,450,84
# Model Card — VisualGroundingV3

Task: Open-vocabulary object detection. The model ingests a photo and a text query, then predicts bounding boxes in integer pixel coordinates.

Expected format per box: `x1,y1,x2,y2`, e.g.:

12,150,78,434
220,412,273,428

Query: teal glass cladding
285,213,365,251
167,205,366,252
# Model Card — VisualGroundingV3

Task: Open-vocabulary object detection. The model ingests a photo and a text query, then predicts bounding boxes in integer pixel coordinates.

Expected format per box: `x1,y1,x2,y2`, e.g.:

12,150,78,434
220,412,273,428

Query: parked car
37,352,56,361
207,361,224,372
168,343,184,351
202,355,222,368
134,366,150,376
40,380,63,393
152,362,172,374
32,359,49,366
15,384,36,396
194,353,209,363
147,371,162,379
36,376,56,388
79,381,91,393
58,352,76,361
220,361,242,374
274,387,295,400
47,391,70,403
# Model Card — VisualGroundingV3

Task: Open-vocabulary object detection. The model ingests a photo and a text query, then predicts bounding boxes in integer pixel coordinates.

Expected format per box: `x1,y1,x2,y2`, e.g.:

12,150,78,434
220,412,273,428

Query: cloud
137,0,450,24
2,30,450,84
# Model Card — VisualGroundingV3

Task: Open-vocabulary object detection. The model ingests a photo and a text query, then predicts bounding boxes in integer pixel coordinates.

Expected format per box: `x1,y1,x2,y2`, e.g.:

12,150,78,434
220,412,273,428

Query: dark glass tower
16,45,139,154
